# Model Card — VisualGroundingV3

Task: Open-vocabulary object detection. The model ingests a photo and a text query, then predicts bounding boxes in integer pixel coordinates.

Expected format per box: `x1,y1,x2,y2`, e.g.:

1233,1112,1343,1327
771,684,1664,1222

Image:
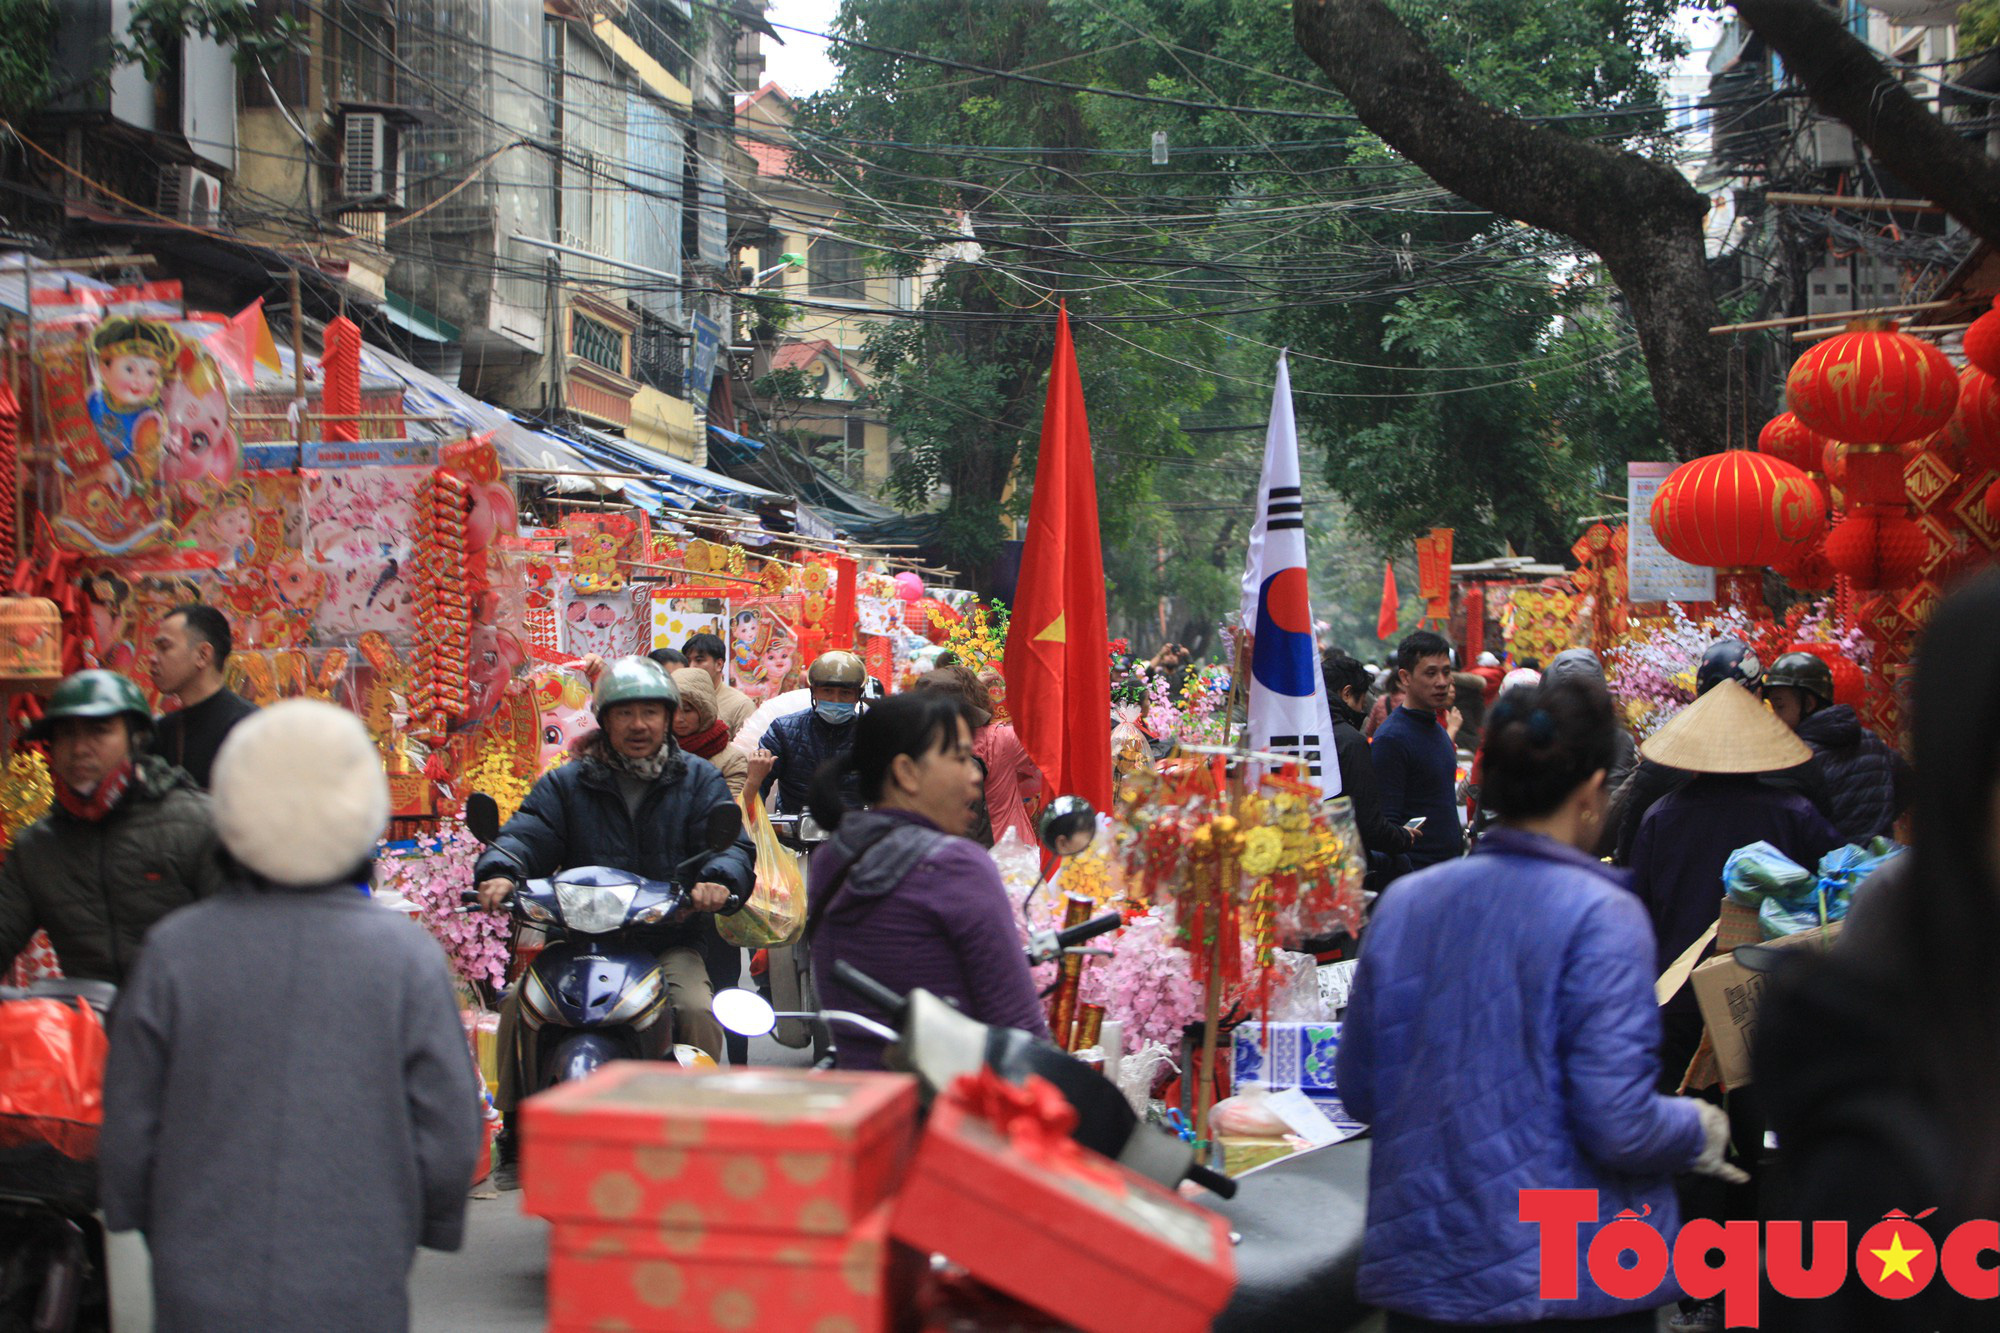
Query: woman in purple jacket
1338,673,1744,1330
804,692,1050,1070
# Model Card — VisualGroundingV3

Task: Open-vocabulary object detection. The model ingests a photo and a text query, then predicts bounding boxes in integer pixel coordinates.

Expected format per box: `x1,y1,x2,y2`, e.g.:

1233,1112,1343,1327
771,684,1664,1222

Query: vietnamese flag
1003,304,1112,812
1376,560,1400,641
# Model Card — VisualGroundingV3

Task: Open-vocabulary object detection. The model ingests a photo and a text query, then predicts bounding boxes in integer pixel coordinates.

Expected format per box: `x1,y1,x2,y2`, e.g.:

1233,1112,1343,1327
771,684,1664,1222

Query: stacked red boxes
522,1063,922,1332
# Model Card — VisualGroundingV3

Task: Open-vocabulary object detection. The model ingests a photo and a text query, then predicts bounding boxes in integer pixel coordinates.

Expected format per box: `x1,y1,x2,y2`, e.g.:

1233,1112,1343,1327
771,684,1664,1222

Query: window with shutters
809,239,866,300
570,312,628,376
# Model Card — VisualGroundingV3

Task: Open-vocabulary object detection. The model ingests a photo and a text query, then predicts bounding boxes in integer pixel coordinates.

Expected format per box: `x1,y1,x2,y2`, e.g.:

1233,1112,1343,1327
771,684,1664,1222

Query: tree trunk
1292,0,1727,459
1734,0,2000,248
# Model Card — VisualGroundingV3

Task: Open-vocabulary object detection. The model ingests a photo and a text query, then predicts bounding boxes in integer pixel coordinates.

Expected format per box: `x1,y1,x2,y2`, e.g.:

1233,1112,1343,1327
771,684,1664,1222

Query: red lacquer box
547,1199,921,1333
890,1100,1237,1333
521,1063,920,1236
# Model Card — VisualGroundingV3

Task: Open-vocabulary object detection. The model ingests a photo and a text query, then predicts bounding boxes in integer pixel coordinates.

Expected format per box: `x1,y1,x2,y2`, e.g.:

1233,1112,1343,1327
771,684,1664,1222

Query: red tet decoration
1757,412,1828,470
1774,538,1834,593
1838,445,1908,508
1648,450,1827,570
1786,319,1958,446
1822,507,1927,591
1986,477,2000,520
1963,297,2000,379
1951,364,2000,472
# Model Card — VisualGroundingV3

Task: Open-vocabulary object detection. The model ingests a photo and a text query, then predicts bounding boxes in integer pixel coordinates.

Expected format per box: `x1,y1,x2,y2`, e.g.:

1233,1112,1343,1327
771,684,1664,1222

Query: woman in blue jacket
1337,673,1744,1330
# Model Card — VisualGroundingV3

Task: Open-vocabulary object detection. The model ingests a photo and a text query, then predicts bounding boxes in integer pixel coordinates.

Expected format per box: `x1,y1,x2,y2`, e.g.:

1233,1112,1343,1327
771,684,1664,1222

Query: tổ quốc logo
1521,1190,1998,1328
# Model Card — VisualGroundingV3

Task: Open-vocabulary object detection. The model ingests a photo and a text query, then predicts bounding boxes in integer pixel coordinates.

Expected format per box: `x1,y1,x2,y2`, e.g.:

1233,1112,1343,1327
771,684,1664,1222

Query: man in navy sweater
1371,629,1462,871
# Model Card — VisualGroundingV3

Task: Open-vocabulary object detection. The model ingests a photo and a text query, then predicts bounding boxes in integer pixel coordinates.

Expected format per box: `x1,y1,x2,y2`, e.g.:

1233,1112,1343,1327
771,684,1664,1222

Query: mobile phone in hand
1404,816,1427,832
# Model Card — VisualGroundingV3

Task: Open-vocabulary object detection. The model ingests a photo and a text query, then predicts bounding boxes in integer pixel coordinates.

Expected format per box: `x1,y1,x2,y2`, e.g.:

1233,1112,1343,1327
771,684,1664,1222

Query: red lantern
1964,297,2000,379
1822,506,1927,590
1986,476,2000,520
1786,319,1958,445
1756,412,1828,469
1951,364,2000,472
1841,445,1907,508
1648,450,1827,570
1774,538,1834,594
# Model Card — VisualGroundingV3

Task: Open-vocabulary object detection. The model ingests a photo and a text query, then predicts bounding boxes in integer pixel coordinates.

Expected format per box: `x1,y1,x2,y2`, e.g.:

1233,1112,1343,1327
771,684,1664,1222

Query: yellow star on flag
1034,612,1067,643
1871,1231,1922,1283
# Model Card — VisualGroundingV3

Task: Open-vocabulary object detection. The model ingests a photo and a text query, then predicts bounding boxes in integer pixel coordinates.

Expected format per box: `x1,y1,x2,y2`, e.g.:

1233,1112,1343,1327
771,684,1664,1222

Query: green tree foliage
794,0,1686,642
0,0,58,122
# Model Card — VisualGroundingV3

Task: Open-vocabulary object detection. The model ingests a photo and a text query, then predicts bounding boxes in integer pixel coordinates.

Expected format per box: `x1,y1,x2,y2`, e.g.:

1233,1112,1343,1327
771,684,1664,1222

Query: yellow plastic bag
717,792,806,949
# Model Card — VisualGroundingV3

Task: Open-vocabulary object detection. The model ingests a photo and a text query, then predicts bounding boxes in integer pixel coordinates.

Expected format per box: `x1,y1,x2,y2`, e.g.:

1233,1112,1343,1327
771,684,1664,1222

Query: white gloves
1688,1099,1750,1184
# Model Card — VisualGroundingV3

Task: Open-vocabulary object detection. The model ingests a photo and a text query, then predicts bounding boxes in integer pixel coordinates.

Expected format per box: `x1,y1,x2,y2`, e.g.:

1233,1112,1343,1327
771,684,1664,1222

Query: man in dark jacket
1323,649,1415,886
147,602,257,788
1370,630,1461,870
0,670,225,983
1763,651,1911,844
475,657,756,1082
101,700,479,1332
749,649,867,814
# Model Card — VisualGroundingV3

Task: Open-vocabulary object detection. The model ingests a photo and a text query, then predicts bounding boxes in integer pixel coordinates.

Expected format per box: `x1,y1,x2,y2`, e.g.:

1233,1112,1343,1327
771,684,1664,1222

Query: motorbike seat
1206,1135,1372,1333
0,979,118,1015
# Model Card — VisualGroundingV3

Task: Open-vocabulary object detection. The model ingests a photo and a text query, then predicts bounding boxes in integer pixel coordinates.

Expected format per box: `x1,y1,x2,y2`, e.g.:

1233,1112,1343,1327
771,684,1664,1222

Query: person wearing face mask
747,650,868,816
0,670,225,984
803,693,1050,1071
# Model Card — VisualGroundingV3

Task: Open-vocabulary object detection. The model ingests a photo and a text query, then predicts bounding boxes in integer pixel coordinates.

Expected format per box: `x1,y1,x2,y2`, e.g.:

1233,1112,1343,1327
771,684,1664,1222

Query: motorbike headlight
554,881,636,934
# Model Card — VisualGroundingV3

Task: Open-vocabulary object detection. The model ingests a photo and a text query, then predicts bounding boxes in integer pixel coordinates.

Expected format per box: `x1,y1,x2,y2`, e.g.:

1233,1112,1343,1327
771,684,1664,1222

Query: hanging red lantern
1822,506,1928,590
1774,538,1835,593
1964,297,2000,379
1986,476,2000,520
1840,445,1907,508
1786,319,1958,445
1757,412,1828,469
1648,450,1827,570
1951,363,2000,472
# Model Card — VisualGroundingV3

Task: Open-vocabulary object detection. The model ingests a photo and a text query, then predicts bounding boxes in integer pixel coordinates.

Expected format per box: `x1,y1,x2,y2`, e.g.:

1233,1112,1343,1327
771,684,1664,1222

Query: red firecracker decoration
0,376,18,578
321,315,362,444
1963,297,2000,379
1757,412,1828,470
1648,450,1827,570
1822,507,1928,591
1950,364,2000,473
1786,319,1958,446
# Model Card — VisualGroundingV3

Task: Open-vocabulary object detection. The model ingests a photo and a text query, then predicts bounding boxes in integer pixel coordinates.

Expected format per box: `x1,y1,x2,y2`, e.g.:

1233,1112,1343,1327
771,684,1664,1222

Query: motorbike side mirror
705,804,744,852
1038,796,1097,858
465,793,502,845
712,988,777,1038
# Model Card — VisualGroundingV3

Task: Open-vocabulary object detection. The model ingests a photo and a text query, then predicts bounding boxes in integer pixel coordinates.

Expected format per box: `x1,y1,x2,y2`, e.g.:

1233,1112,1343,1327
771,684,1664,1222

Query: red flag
1376,560,1400,641
1003,304,1112,812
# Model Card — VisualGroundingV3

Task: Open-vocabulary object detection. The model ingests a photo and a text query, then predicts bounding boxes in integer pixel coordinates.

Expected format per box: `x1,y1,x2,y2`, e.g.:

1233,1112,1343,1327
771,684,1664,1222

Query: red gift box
548,1199,920,1333
890,1084,1235,1333
522,1063,919,1236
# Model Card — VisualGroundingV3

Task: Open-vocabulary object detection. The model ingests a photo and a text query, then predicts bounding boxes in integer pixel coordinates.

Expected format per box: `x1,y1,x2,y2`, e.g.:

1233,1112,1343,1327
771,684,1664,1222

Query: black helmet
1762,651,1835,706
1695,639,1761,697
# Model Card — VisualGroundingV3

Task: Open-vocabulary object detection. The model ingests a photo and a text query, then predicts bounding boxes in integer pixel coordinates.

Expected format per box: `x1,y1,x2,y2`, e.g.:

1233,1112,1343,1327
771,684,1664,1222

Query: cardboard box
1230,1021,1340,1092
522,1063,919,1236
1689,923,1843,1088
891,1099,1236,1333
548,1198,920,1332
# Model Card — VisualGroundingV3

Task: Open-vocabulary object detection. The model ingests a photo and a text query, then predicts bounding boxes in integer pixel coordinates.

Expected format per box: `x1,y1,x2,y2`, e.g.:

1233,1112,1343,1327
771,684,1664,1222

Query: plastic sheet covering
0,997,108,1159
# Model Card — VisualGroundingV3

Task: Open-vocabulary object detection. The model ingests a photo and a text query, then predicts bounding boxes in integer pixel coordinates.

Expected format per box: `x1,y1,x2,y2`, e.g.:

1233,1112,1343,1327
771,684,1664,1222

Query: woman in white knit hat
99,700,481,1332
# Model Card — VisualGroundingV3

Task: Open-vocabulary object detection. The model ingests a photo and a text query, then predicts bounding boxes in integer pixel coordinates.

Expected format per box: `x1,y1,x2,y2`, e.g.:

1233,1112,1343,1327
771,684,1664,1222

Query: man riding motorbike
474,657,756,1115
0,669,225,983
749,650,868,815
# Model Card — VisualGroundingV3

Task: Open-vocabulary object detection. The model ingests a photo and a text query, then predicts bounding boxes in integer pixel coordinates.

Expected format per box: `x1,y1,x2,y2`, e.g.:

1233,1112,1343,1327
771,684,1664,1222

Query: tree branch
1733,0,2000,247
1292,0,1727,459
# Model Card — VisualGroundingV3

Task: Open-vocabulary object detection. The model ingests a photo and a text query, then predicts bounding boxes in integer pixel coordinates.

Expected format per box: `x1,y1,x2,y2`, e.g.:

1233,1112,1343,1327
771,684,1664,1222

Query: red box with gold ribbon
521,1064,919,1237
547,1199,920,1333
889,1073,1236,1333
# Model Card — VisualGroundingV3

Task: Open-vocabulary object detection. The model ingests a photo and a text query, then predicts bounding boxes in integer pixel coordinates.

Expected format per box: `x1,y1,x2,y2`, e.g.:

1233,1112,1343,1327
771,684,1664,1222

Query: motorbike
463,793,745,1095
0,978,149,1333
761,810,830,1057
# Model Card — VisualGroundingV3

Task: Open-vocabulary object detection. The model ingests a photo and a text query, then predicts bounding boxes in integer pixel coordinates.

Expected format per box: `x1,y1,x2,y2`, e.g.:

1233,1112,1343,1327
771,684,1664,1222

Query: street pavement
409,1028,811,1328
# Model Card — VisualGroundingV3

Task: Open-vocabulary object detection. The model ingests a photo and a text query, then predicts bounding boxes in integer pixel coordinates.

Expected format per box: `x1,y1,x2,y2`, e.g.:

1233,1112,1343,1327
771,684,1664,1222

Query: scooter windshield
554,880,638,934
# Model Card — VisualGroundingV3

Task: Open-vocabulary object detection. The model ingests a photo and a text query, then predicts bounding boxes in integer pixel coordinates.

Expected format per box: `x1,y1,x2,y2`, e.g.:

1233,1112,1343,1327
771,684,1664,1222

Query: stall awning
575,426,781,502
706,424,767,453
381,291,461,344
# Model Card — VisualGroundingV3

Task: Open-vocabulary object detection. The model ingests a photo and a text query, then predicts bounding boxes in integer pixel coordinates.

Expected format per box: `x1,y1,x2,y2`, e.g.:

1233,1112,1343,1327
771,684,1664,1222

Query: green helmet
27,670,153,742
592,656,680,718
1762,651,1835,706
807,650,867,689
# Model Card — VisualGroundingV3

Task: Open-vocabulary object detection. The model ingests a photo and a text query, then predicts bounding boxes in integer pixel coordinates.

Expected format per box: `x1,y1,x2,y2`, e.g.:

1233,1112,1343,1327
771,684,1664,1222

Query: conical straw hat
1639,678,1813,775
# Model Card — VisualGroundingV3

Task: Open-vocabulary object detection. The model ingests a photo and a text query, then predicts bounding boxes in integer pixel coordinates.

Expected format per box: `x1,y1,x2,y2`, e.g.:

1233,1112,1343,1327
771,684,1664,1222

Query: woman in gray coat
100,700,481,1332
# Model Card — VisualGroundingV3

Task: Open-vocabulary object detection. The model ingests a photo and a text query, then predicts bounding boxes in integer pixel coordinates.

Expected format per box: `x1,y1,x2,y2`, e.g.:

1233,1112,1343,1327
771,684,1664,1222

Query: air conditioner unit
157,165,223,227
340,111,404,209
